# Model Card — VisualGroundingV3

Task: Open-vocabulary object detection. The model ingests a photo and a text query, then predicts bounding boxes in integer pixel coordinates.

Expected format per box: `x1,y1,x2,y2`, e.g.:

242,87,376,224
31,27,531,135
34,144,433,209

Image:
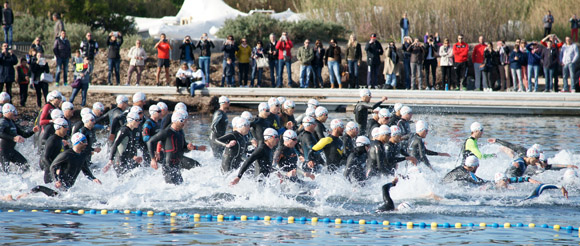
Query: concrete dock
66,86,580,115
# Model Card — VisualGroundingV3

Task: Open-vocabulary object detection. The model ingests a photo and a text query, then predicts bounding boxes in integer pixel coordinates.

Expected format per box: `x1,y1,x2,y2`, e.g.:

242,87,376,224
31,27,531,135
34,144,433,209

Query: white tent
133,0,305,40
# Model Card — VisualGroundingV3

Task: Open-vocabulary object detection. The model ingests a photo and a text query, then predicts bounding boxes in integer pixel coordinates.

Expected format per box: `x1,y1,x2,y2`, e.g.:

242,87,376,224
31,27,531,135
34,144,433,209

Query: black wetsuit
443,166,486,185
505,157,527,178
110,125,141,176
384,141,410,175
216,131,248,172
314,119,327,141
366,118,380,139
161,113,172,129
396,118,412,148
495,139,527,157
407,133,438,169
308,135,345,172
102,106,124,129
148,127,201,185
210,109,228,158
354,100,383,136
250,117,270,144
39,122,56,151
297,130,318,172
344,146,368,184
267,113,282,130
274,144,303,183
376,182,396,212
50,149,96,190
71,120,84,134
387,115,400,127
0,118,34,172
78,126,98,167
366,140,389,178
142,118,160,143
237,142,274,179
280,112,296,131
110,111,129,138
41,134,68,183
341,134,356,159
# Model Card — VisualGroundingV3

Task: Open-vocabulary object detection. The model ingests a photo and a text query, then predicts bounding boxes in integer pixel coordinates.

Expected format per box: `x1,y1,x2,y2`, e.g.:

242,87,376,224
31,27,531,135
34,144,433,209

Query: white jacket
439,45,454,66
128,47,147,66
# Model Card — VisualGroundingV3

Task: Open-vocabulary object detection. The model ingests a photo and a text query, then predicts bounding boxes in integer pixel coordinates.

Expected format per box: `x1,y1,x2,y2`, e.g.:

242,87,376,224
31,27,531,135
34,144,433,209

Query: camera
113,32,119,37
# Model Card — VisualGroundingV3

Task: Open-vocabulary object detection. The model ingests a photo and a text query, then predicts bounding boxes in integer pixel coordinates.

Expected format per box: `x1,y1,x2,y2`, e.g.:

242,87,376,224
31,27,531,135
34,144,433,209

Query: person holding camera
405,38,425,90
424,36,439,90
365,33,383,89
53,30,71,87
265,34,278,87
155,33,172,86
221,35,238,87
275,32,294,88
0,42,16,98
325,39,342,89
453,34,469,90
107,31,123,85
196,33,214,84
236,38,252,87
80,32,98,76
30,52,49,107
251,41,265,87
179,35,196,68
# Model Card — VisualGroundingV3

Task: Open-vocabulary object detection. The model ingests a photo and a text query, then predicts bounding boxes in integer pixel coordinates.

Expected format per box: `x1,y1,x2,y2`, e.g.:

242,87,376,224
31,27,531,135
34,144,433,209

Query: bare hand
93,179,102,185
306,172,315,180
562,187,568,199
568,165,578,169
487,138,496,143
187,143,194,150
299,156,305,162
285,121,294,129
94,147,101,153
381,96,388,101
103,160,113,173
154,152,160,161
307,161,315,168
439,153,451,157
33,126,39,132
286,169,297,177
197,145,207,151
150,160,158,170
226,140,237,148
230,177,240,186
407,156,418,165
13,136,24,143
55,181,62,188
133,156,143,163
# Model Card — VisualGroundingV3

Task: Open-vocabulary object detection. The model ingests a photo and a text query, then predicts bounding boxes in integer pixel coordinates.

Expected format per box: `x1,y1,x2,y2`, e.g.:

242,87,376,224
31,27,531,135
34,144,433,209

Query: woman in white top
189,64,205,97
175,63,193,93
126,40,147,86
438,38,454,90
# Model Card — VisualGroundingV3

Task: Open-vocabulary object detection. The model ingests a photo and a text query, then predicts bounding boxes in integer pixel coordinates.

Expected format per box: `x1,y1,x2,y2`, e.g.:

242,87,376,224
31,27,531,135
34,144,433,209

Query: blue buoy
516,223,524,227
252,216,259,220
276,216,283,221
371,220,378,225
159,212,166,216
443,223,450,228
89,209,96,214
419,222,427,228
136,211,143,216
205,214,212,221
299,217,307,222
19,210,25,213
112,210,119,214
566,226,574,231
66,210,73,214
491,223,499,228
541,224,549,228
467,223,474,227
346,219,354,224
322,218,330,223
229,215,236,221
43,210,49,212
394,222,402,226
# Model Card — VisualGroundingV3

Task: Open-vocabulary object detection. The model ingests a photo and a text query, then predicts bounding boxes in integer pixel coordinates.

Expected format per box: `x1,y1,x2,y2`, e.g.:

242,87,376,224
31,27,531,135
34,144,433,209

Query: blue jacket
525,43,542,66
508,50,523,69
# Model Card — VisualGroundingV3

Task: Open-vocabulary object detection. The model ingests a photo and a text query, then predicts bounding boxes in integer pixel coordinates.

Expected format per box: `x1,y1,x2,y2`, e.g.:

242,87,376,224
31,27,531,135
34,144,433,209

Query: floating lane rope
0,209,578,236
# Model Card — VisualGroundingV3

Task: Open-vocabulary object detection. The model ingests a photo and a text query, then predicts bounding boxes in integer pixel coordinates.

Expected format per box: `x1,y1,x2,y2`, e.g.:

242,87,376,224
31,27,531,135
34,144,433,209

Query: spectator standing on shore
106,31,123,85
518,40,529,91
224,57,235,87
423,36,438,90
236,38,252,87
509,45,524,92
53,30,71,87
560,37,579,92
31,37,44,54
196,33,214,84
30,53,49,107
400,13,410,44
179,36,196,67
541,34,563,91
16,57,29,106
175,63,192,92
571,15,579,43
406,38,424,90
80,32,98,76
453,34,469,90
126,40,146,86
251,41,264,87
189,64,205,97
265,34,278,87
325,39,342,89
53,13,64,39
297,39,314,88
2,2,13,48
70,57,90,106
496,40,511,91
276,32,294,88
0,42,16,97
312,40,325,88
439,39,454,90
525,42,542,92
472,36,486,91
383,41,398,89
481,42,498,91
346,34,362,89
221,35,237,87
540,39,559,92
365,33,383,89
402,36,412,89
155,33,172,86
543,10,554,37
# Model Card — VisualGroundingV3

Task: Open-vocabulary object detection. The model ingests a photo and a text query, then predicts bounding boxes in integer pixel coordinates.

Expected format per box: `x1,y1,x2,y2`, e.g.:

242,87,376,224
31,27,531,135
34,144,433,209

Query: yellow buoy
311,217,318,223
124,210,131,214
7,210,14,213
78,210,85,215
193,214,200,219
31,210,38,212
529,223,535,228
407,222,414,229
359,220,366,225
101,210,108,215
241,215,247,221
288,216,295,224
431,222,438,228
147,211,154,216
504,223,511,228
264,216,271,221
335,218,342,224
383,220,390,226
554,225,560,230
455,223,462,228
217,214,224,221
54,210,61,213
480,223,487,228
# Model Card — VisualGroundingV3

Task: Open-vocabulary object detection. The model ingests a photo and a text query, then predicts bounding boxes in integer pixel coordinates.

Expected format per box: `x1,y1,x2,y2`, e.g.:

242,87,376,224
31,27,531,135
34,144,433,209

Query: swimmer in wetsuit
525,184,568,200
297,116,319,173
308,119,346,173
366,125,391,178
274,130,315,183
396,106,413,149
280,100,297,132
382,125,418,176
459,122,496,165
354,89,388,136
103,95,129,141
366,107,381,139
104,112,144,176
341,121,359,159
40,118,69,183
267,97,282,131
443,156,487,185
216,117,250,173
0,104,38,172
295,98,319,125
61,101,74,137
78,113,102,168
33,91,62,150
210,96,230,158
250,102,272,146
344,136,371,184
39,109,65,153
376,177,399,212
407,120,451,170
148,111,206,185
505,147,541,178
313,106,329,140
387,103,403,127
231,128,280,185
50,132,102,190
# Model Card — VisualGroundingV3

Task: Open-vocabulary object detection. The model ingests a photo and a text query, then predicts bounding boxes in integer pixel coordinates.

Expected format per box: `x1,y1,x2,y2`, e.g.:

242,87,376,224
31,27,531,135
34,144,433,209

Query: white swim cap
355,136,371,147
0,92,10,102
283,130,297,141
277,96,286,105
53,118,68,130
531,144,543,153
132,92,146,103
258,102,270,112
305,107,316,117
526,147,540,158
415,120,428,133
268,97,280,107
92,102,104,112
397,202,413,211
50,109,64,119
465,155,480,167
359,88,371,98
302,116,315,125
47,90,62,102
157,102,168,111
263,128,279,140
232,117,250,128
129,106,143,114
330,119,344,130
149,105,160,115
394,103,403,112
82,113,95,123
539,153,547,162
219,96,230,104
174,102,187,112
563,169,578,181
1,103,15,115
116,95,129,105
71,132,87,146
126,112,140,122
61,101,74,111
380,125,391,135
283,100,295,109
470,122,483,132
241,111,253,121
378,108,391,118
400,106,412,116
80,107,91,117
171,111,188,123
315,107,328,117
390,125,402,136
307,98,319,108
494,172,507,182
345,121,359,131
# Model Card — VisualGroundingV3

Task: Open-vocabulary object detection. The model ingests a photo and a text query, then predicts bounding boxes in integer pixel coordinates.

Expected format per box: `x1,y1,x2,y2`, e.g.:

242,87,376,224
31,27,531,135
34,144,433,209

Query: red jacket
453,42,469,63
37,103,55,127
472,43,486,63
275,40,293,60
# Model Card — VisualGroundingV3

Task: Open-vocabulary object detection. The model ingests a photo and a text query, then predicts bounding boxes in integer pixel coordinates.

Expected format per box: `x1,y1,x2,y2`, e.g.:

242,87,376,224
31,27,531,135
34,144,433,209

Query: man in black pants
365,33,384,89
231,128,279,185
51,132,102,191
210,96,230,158
0,104,38,172
41,118,69,183
354,88,387,136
